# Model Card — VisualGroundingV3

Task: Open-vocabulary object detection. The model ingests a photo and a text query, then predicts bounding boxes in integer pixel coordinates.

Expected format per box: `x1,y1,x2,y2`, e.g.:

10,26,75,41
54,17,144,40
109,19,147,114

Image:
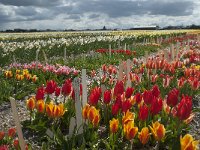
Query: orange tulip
87,106,100,127
138,127,150,145
109,118,119,133
36,100,45,113
25,73,32,80
82,104,90,119
0,131,5,140
122,110,135,126
16,74,24,80
26,97,35,110
4,70,13,78
92,113,100,127
124,121,138,141
32,75,38,82
180,134,199,150
149,121,165,141
87,106,97,122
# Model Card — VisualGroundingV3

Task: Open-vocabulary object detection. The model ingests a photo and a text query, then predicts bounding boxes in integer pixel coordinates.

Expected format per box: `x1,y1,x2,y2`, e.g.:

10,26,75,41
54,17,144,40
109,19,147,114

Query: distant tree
103,26,106,30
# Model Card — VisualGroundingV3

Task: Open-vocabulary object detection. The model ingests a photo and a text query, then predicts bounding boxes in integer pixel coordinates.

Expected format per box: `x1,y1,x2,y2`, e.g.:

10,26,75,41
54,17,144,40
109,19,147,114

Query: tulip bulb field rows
0,30,200,150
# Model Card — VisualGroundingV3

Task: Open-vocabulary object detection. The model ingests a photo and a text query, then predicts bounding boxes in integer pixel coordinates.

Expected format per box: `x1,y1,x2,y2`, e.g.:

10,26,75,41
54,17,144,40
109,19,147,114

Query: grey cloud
75,0,194,17
147,1,194,16
88,14,100,19
0,0,63,7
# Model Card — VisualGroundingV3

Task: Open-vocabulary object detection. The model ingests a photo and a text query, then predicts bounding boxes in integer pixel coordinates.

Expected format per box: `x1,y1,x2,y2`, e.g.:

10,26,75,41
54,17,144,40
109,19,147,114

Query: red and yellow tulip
149,121,165,141
138,127,150,145
180,134,199,150
123,120,138,141
109,118,119,133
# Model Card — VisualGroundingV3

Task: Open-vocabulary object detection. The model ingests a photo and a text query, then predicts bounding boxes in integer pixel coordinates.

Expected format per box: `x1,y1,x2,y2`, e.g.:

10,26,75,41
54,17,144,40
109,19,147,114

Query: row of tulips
96,49,137,56
4,69,38,82
9,62,79,76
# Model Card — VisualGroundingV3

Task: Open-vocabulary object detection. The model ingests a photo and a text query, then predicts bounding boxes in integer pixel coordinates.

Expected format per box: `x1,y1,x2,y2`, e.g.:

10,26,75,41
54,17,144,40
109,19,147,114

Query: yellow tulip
57,103,65,117
109,118,119,133
122,110,135,127
22,69,29,75
138,127,150,145
16,69,21,74
180,134,199,150
46,102,66,118
149,121,165,141
124,121,138,141
46,102,54,117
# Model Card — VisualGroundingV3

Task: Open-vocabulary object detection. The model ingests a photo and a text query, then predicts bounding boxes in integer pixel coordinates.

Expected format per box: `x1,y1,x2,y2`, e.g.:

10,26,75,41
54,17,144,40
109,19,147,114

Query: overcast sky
0,0,200,30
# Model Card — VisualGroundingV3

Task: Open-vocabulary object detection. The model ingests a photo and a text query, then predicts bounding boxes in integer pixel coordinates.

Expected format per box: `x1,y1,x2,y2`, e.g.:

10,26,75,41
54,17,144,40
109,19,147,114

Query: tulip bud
26,97,36,110
103,89,111,104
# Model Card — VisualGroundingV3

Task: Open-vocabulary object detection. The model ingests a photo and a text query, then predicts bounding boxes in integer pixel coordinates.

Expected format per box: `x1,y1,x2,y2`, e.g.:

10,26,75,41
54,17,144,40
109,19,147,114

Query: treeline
163,24,200,30
1,24,200,33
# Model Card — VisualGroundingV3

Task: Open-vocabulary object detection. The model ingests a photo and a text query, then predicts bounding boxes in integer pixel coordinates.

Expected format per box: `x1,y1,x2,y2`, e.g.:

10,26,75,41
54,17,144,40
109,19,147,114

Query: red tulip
114,81,124,97
167,88,179,107
80,84,83,96
115,95,122,107
139,104,149,121
46,80,57,94
143,90,153,105
35,86,45,100
125,87,134,99
122,100,132,113
0,145,9,150
102,64,107,72
89,87,101,106
8,128,16,138
177,96,192,120
62,79,72,96
150,97,163,116
151,85,160,98
103,89,111,104
55,87,61,97
112,103,120,116
135,93,142,104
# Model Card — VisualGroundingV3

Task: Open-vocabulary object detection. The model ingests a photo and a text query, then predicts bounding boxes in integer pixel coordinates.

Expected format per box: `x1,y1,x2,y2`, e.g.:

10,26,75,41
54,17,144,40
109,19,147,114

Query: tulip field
0,30,200,150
